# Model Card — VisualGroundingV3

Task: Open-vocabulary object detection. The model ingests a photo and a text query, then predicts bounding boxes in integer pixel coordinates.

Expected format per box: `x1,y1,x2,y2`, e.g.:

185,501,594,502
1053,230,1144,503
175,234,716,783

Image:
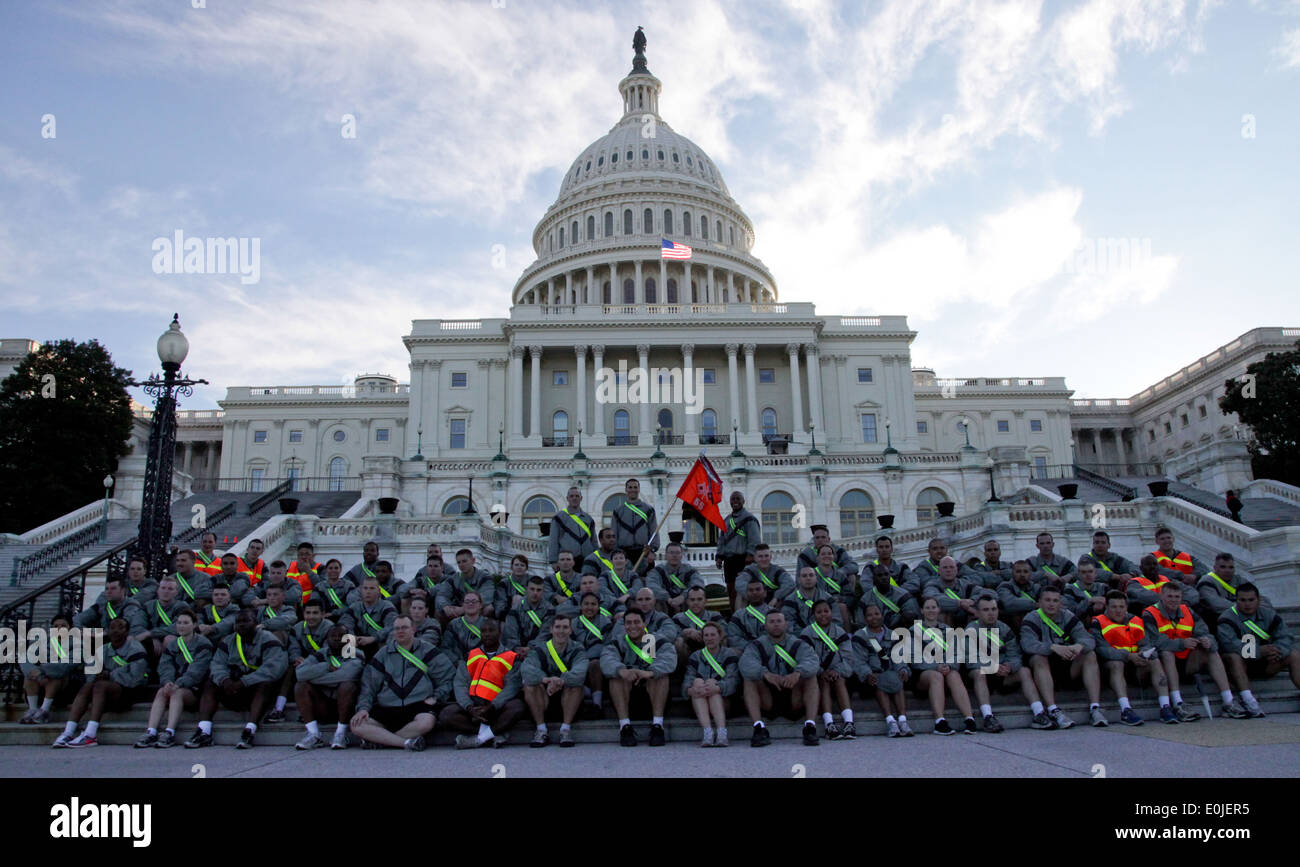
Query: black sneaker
962,717,978,735
235,728,255,749
648,724,666,747
619,724,638,747
530,730,550,748
933,719,954,735
264,709,286,725
825,720,843,740
1030,712,1055,730
982,714,1004,733
841,721,857,740
134,732,158,749
750,724,772,748
403,735,426,752
156,730,176,749
802,722,819,746
184,728,213,749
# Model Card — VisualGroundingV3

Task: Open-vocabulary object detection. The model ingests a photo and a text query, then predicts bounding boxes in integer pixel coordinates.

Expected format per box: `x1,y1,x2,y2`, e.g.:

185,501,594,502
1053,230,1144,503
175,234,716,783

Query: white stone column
574,344,588,436
684,262,693,304
547,278,554,307
591,345,606,439
183,442,194,477
727,270,735,304
682,344,697,441
805,344,823,439
726,343,741,438
1115,428,1129,474
787,343,804,437
634,260,643,305
586,266,595,305
743,343,758,434
565,271,573,305
406,361,423,456
508,347,524,441
707,266,716,304
528,345,543,440
659,258,667,304
637,343,652,444
427,360,442,450
1091,429,1103,466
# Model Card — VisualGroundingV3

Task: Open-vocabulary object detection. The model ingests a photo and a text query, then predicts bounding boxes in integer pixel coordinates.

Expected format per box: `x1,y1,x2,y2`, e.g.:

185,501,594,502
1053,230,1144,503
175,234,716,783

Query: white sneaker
295,733,327,750
67,731,98,748
886,719,902,738
52,730,77,748
330,729,350,750
715,727,728,747
33,707,52,724
19,707,37,724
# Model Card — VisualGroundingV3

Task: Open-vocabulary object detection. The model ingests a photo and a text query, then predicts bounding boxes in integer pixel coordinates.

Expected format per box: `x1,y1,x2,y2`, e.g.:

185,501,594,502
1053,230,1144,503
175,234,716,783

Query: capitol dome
512,29,777,309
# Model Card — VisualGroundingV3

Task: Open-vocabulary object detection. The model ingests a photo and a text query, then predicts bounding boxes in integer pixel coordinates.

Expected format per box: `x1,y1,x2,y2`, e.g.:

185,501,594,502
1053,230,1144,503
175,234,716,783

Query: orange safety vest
1132,574,1168,595
1145,604,1196,659
1152,550,1194,575
194,551,223,578
1094,614,1145,653
287,561,318,596
238,557,265,584
466,648,518,701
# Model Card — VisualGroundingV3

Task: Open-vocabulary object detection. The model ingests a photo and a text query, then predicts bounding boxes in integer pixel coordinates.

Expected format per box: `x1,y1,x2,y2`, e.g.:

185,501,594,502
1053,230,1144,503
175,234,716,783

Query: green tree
1219,339,1300,487
0,340,134,533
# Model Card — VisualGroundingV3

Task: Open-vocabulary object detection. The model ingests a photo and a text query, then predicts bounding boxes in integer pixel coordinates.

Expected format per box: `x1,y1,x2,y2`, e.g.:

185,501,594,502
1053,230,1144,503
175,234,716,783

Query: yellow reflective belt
625,634,654,665
1092,557,1114,573
546,639,569,673
816,567,841,594
461,617,481,639
943,587,960,601
379,585,391,599
666,571,686,590
597,553,628,594
745,605,767,624
106,601,118,620
362,612,382,632
796,591,813,608
1041,564,1059,577
564,509,591,539
701,647,726,677
1036,609,1065,638
155,602,173,626
305,631,321,652
811,622,839,653
624,502,649,523
361,564,376,579
326,587,344,608
684,609,706,629
394,643,428,674
235,634,257,670
772,642,798,669
578,616,602,640
210,605,222,624
175,573,196,599
1231,607,1270,641
985,628,1005,648
1207,573,1236,596
51,637,67,660
1071,582,1092,599
177,636,194,664
921,626,949,650
554,572,573,597
526,609,542,628
329,655,343,668
873,587,900,613
755,569,776,590
111,654,128,667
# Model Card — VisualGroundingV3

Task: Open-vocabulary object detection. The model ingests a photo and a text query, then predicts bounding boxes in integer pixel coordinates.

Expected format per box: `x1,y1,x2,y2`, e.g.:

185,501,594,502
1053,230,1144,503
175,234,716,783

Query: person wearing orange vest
287,542,322,598
1089,590,1169,726
238,538,266,585
1126,555,1172,613
1142,581,1248,722
439,618,525,749
194,532,223,579
1216,582,1297,718
1148,528,1204,607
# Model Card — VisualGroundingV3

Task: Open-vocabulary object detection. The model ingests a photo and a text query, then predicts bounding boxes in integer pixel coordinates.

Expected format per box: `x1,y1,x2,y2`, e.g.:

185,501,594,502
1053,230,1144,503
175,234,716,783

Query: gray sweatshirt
1215,605,1291,656
798,622,854,676
740,563,795,602
434,569,501,614
612,498,659,551
520,637,589,687
75,595,146,634
739,633,819,680
339,599,397,640
600,632,678,677
715,509,761,559
547,507,597,566
296,647,365,686
157,633,214,690
210,630,288,687
646,562,704,601
1019,608,1094,658
682,646,741,698
92,639,149,688
357,638,453,711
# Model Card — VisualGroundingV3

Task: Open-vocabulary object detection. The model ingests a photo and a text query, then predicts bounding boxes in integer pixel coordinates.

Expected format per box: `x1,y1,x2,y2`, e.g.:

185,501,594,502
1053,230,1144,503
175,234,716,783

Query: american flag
661,238,692,260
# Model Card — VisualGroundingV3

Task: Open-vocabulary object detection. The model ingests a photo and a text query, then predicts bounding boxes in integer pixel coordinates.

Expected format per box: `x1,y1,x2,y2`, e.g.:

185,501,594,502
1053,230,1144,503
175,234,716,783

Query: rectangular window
857,368,873,383
997,420,1010,433
759,368,775,383
1030,419,1043,432
861,413,878,443
288,430,303,443
552,370,569,386
1148,429,1156,442
1198,405,1207,418
916,420,928,434
1180,414,1189,428
1033,456,1047,477
701,369,716,384
376,428,390,442
1164,422,1172,435
450,419,467,449
251,468,265,492
253,430,267,444
451,372,468,388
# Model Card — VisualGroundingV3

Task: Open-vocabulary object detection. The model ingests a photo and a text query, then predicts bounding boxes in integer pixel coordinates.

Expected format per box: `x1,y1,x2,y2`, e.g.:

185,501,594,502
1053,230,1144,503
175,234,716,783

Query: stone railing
1241,479,1300,507
18,500,122,546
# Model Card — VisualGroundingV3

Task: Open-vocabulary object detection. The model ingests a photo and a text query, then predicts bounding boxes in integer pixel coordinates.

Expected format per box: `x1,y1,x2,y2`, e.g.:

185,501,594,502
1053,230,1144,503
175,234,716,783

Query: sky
1,0,1298,410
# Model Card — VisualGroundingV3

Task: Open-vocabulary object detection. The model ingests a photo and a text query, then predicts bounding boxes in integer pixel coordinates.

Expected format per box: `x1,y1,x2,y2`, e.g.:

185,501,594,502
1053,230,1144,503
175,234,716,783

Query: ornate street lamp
134,315,208,583
100,475,113,542
985,456,1001,503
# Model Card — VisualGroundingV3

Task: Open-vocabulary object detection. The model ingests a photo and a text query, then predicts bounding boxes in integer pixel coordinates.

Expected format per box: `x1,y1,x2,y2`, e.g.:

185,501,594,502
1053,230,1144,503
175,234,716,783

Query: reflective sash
596,553,629,594
921,625,948,650
745,605,767,624
1041,564,1059,578
175,573,196,600
816,567,841,594
942,586,960,601
177,636,194,664
395,643,428,674
563,509,592,539
51,637,67,660
1036,609,1065,638
795,591,813,608
578,616,602,640
329,655,343,669
361,612,383,633
701,647,727,677
509,577,527,598
624,634,655,665
600,607,612,618
811,622,839,653
325,586,344,609
666,571,686,590
546,639,569,673
235,634,257,670
111,653,128,667
1091,556,1114,574
1070,581,1093,599
1206,573,1236,597
378,584,392,599
985,628,1005,648
872,587,899,613
209,605,223,624
684,609,706,629
361,563,376,579
772,642,798,669
106,601,119,620
623,502,649,523
1016,587,1035,602
554,571,573,597
727,515,748,537
526,609,543,628
263,606,279,622
155,602,173,626
1231,607,1270,641
129,585,141,596
304,631,322,652
461,616,482,639
755,568,777,590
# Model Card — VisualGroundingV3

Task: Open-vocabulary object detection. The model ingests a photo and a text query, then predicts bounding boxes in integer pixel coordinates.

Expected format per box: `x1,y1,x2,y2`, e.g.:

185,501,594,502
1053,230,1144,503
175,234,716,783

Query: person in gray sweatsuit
197,584,241,642
727,578,775,652
547,487,598,569
521,613,590,747
1020,584,1103,729
51,617,150,748
965,593,1035,734
1216,582,1298,716
602,608,677,746
294,624,365,751
800,599,855,738
340,577,399,658
135,610,213,748
740,608,821,746
1196,554,1264,620
436,551,501,621
740,545,795,605
647,541,704,610
75,575,146,634
850,602,912,737
996,561,1041,628
684,621,740,747
189,607,289,749
19,613,82,725
351,615,453,751
859,565,920,631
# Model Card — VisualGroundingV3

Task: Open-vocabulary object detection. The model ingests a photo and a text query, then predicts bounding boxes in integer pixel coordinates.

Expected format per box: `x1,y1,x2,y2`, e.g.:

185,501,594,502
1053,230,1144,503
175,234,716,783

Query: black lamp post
985,456,1001,503
135,315,208,584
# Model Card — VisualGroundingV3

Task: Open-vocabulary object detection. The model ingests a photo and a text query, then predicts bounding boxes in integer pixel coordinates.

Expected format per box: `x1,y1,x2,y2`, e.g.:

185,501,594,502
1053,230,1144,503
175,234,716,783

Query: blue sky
2,0,1298,410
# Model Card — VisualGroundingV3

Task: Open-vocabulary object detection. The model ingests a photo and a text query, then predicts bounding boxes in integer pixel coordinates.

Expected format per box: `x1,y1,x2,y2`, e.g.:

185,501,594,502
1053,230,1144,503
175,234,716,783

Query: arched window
587,215,595,240
691,281,698,303
761,408,778,440
602,281,612,304
552,410,569,445
604,212,613,237
645,276,656,303
643,208,653,234
664,210,673,235
839,490,874,538
701,409,718,443
613,409,631,445
522,495,556,538
623,278,635,304
666,278,678,303
729,226,735,246
328,457,347,492
657,408,673,442
701,216,708,239
683,211,691,236
657,149,664,160
641,148,649,159
559,226,565,247
571,220,578,244
623,209,633,235
916,487,947,525
762,491,798,544
602,493,627,530
717,220,723,241
442,496,471,516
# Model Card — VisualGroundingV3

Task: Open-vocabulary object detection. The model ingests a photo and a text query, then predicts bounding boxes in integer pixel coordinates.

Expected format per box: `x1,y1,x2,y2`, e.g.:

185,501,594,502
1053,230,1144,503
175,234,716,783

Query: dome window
598,156,604,166
585,160,591,172
642,148,649,160
672,153,679,163
657,149,664,160
686,156,693,166
612,152,618,163
626,149,633,161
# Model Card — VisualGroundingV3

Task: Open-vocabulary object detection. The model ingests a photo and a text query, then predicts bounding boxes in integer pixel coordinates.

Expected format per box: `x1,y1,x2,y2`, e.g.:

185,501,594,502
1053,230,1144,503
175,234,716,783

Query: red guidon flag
677,453,727,531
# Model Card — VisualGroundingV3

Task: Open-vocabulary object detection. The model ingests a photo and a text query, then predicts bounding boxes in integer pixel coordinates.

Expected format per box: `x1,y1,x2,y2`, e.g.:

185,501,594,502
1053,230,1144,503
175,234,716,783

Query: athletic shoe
982,714,1004,733
403,735,426,752
1089,707,1109,727
530,730,550,748
715,727,729,747
886,719,902,738
619,724,638,747
18,707,37,724
962,717,977,735
1174,703,1201,723
933,719,954,736
134,732,159,748
296,733,327,751
184,728,213,749
1159,705,1178,724
52,730,77,748
841,721,857,740
1244,702,1266,719
67,732,98,748
1030,712,1055,730
236,729,255,749
264,708,286,725
330,729,350,750
454,734,481,750
156,730,176,748
1048,707,1075,729
1119,708,1144,726
700,732,714,748
898,719,915,737
494,734,510,748
802,722,819,745
825,720,843,740
750,725,772,747
361,740,382,749
648,724,666,747
1222,699,1249,719
32,708,52,724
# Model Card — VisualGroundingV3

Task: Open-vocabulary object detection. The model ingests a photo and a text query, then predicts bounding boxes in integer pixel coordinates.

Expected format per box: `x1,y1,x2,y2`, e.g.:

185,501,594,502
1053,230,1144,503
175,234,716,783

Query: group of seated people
19,521,1297,751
